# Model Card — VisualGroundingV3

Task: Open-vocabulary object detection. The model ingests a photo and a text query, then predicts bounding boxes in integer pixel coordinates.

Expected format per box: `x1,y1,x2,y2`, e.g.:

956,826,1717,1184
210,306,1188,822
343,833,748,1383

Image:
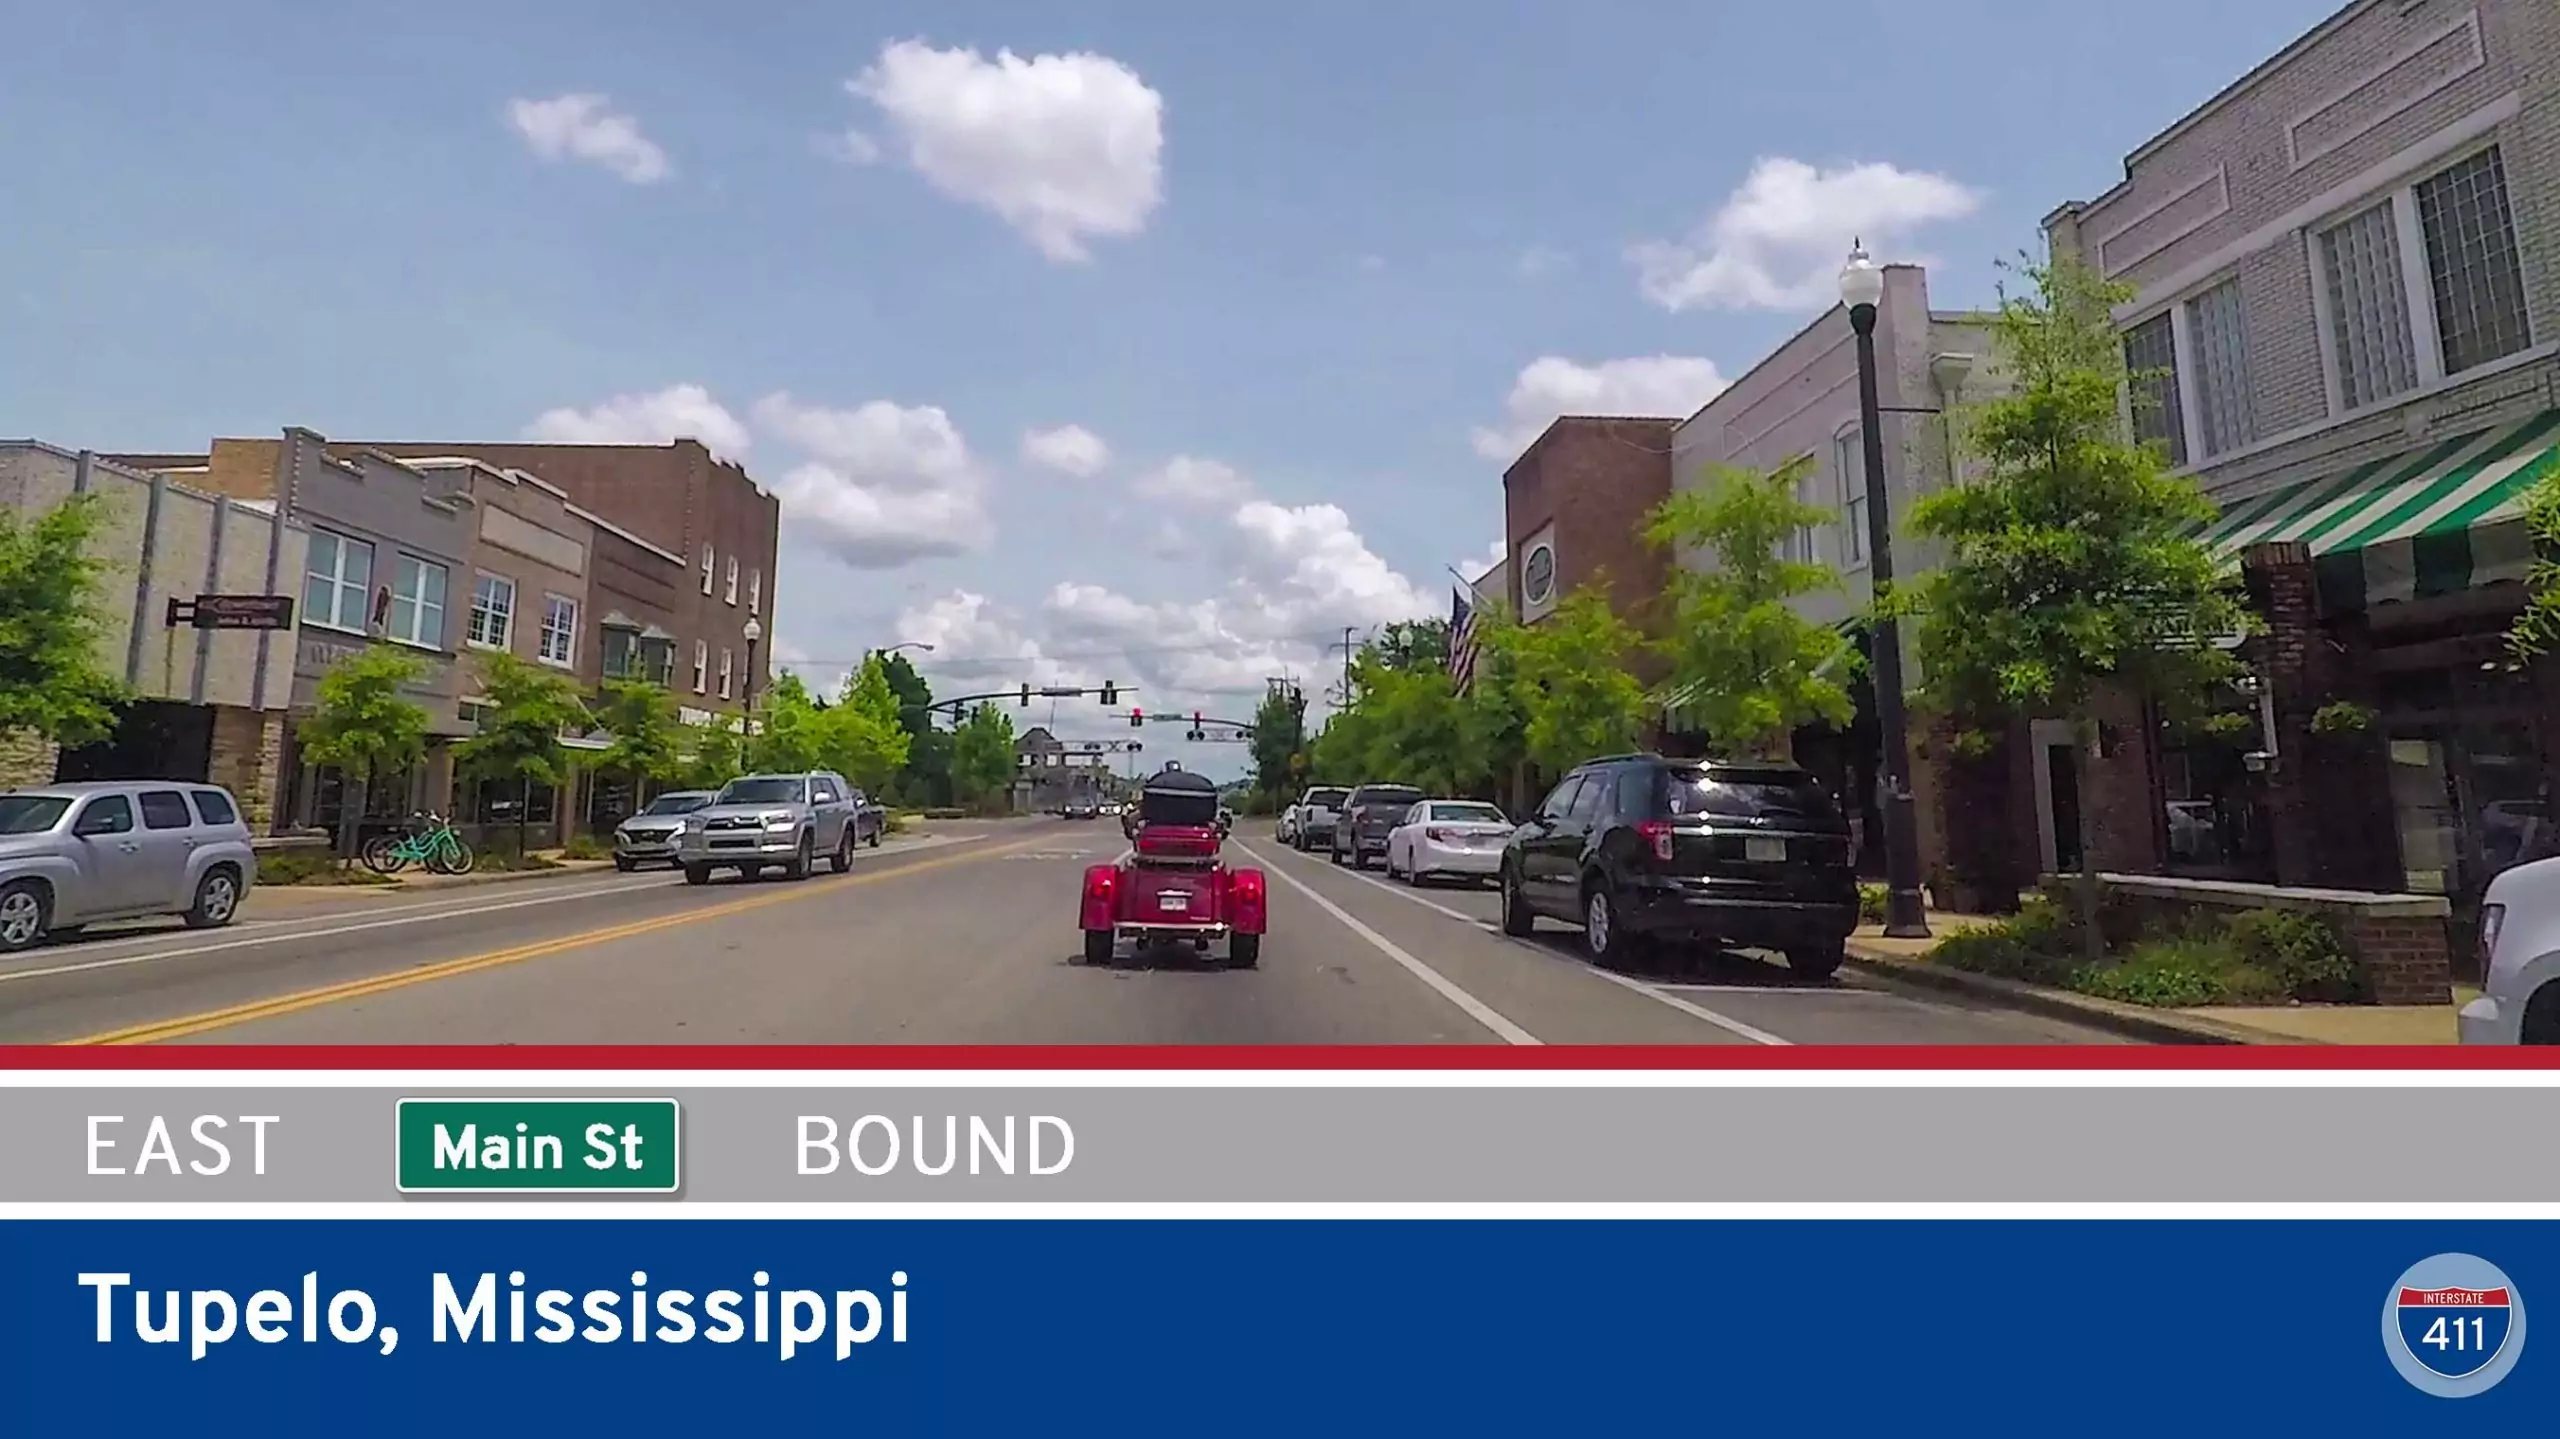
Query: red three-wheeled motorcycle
1078,766,1267,968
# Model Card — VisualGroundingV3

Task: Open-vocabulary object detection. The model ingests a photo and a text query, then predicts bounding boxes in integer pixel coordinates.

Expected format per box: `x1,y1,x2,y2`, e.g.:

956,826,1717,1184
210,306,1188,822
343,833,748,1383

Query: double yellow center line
69,834,1047,1046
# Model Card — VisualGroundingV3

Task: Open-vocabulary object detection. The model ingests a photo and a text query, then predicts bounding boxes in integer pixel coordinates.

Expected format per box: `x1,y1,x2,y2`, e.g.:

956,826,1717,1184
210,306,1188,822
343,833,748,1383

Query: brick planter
2040,872,2454,1007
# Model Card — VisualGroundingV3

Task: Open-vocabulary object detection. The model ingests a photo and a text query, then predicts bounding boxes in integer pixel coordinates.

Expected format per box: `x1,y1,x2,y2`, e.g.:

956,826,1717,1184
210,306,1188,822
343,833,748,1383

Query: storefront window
2157,703,2272,881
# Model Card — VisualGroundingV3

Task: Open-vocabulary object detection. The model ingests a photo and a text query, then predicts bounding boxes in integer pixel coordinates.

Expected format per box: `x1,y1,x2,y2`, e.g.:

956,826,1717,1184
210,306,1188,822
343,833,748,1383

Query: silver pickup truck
676,771,884,884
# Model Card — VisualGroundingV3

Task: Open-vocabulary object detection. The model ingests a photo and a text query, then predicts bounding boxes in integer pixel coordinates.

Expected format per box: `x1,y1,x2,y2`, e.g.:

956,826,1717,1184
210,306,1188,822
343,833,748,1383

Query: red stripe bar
2400,1287,2510,1306
0,1045,2552,1070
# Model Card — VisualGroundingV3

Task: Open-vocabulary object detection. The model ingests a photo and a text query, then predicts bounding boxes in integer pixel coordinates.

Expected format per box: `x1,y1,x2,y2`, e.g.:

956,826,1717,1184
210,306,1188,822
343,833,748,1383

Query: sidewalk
250,853,617,908
1844,913,2468,1046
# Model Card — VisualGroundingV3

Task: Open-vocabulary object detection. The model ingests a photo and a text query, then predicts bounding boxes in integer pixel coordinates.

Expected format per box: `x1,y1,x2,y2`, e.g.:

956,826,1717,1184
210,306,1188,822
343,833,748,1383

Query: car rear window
1663,767,1840,822
190,789,239,826
1353,787,1424,809
1430,802,1506,824
1305,789,1349,808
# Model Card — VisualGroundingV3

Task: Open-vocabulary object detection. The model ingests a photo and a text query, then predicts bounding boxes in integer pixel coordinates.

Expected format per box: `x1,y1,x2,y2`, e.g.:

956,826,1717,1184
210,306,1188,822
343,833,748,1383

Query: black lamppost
1841,242,1930,939
741,617,763,727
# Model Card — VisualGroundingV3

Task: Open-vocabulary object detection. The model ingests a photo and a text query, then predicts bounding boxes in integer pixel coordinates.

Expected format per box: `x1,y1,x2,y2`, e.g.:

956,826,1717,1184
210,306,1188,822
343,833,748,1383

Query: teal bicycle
360,811,477,876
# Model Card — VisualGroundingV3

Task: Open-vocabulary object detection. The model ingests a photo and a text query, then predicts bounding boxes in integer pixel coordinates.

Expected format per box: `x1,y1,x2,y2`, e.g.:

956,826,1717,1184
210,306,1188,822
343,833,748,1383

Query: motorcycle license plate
1158,893,1189,912
1745,837,1787,863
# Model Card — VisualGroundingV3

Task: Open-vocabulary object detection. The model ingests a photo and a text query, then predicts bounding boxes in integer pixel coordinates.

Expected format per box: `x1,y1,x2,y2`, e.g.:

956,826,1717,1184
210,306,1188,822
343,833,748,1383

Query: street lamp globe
742,617,763,645
1839,240,1886,312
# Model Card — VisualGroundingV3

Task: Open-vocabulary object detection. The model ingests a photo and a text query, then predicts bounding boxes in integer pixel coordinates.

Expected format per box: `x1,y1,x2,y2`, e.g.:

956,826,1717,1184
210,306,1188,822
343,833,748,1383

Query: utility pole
1327,627,1360,708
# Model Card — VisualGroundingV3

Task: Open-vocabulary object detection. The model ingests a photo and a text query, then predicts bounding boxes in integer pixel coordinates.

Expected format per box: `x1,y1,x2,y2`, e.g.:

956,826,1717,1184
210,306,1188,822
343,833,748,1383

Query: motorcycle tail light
1636,820,1676,863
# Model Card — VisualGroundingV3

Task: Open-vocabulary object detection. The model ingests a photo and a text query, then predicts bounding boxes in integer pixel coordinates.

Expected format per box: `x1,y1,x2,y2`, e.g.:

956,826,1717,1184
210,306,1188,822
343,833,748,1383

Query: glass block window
2185,278,2256,458
2123,312,2187,465
2318,202,2419,410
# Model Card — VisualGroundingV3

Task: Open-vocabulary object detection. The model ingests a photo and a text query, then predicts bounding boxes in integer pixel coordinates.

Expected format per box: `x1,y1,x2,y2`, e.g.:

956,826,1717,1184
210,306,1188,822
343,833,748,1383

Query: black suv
1497,754,1857,978
1332,783,1426,869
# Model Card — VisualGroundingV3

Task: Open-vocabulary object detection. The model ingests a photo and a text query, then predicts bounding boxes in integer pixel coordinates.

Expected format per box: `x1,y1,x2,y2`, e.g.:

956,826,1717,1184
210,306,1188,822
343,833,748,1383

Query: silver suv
0,782,257,952
677,771,862,885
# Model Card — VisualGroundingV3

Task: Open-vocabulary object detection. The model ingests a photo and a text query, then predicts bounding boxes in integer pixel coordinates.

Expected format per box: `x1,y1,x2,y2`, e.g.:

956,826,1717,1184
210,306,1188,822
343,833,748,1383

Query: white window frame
467,572,515,652
1834,424,1869,570
2307,140,2535,419
724,555,739,606
386,555,448,650
700,545,716,596
692,639,709,694
537,594,578,669
302,529,374,635
717,647,734,700
748,568,761,616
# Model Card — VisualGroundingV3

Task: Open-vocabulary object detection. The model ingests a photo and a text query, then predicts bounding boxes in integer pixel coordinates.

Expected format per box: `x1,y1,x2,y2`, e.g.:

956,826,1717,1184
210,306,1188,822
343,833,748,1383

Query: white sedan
1383,800,1514,886
1276,804,1301,845
2461,853,2560,1044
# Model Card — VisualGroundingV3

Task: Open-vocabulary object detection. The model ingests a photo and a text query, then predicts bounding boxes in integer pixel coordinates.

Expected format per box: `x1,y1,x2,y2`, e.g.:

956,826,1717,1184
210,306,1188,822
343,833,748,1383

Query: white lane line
1241,839,1789,1047
0,833,978,987
1245,846,1540,1046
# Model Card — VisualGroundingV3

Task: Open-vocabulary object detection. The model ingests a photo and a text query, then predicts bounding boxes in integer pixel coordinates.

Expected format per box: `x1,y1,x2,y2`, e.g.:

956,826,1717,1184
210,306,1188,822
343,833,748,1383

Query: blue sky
3,0,2342,772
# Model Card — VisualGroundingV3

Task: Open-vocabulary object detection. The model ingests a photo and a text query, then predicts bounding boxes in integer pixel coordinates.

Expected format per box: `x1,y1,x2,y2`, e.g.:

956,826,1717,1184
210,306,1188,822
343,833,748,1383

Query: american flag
1449,586,1479,695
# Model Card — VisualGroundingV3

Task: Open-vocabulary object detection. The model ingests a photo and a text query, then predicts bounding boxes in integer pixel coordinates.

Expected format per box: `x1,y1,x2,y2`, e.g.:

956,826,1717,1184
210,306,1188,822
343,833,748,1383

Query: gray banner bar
2,1087,2539,1202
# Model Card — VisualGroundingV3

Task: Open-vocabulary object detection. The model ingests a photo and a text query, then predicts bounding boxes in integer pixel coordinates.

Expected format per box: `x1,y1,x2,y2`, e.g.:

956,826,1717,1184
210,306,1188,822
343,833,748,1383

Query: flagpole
1446,564,1492,602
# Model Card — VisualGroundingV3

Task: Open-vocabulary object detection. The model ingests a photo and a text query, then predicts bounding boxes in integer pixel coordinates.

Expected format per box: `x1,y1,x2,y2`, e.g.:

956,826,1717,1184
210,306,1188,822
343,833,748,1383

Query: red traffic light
1129,707,1144,729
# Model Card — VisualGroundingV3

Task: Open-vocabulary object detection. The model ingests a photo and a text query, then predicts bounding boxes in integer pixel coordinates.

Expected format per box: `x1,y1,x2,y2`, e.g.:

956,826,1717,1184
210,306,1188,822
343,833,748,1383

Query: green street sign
396,1098,682,1194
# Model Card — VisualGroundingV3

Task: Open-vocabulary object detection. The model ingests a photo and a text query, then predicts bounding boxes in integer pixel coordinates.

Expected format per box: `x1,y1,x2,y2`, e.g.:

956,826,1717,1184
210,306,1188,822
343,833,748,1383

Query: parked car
1276,803,1301,845
1332,783,1426,869
1384,800,1513,887
0,782,255,952
1293,787,1349,852
676,770,875,884
1497,754,1856,978
612,790,717,871
2460,854,2560,1044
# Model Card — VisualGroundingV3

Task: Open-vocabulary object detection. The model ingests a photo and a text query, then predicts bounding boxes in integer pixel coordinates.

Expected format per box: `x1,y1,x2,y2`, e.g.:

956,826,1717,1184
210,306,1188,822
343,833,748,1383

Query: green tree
744,671,826,774
1475,590,1649,781
1900,252,2249,952
452,651,591,857
591,678,685,803
879,651,953,807
1371,618,1452,674
949,702,1017,809
818,656,912,793
296,646,430,859
679,719,744,792
1646,456,1857,758
0,495,126,750
2507,464,2560,661
1248,683,1308,806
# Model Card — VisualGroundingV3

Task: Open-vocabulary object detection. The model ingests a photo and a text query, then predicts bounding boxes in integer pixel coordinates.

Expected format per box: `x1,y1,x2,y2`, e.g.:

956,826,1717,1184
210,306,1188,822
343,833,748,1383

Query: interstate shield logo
2383,1254,2526,1397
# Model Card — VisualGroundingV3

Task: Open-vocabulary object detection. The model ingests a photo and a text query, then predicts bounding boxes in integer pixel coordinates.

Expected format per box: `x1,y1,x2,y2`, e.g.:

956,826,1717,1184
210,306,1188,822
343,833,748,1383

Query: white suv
2460,855,2560,1044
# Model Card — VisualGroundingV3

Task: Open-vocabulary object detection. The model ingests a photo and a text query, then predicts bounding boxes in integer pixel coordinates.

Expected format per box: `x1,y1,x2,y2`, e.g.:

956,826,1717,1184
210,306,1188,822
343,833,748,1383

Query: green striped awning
2193,408,2560,609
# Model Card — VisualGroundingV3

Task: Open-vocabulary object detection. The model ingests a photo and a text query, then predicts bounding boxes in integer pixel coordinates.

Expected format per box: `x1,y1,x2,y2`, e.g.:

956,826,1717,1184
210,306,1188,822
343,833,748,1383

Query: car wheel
1582,881,1632,965
1786,940,1846,982
867,825,882,848
183,866,242,929
831,830,854,875
0,880,50,952
1081,931,1114,966
683,863,711,886
1499,869,1536,937
613,856,638,873
784,835,814,881
1228,933,1261,969
2520,984,2560,1045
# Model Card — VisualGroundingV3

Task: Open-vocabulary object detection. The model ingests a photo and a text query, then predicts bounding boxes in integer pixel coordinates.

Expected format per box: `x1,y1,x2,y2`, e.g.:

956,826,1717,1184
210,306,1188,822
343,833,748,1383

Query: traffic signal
1099,681,1117,705
1129,707,1144,728
1019,683,1031,707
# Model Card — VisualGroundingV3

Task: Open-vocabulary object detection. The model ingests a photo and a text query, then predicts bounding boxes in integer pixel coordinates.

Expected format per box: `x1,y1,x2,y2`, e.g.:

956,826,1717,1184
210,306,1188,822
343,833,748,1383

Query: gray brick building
2047,0,2560,919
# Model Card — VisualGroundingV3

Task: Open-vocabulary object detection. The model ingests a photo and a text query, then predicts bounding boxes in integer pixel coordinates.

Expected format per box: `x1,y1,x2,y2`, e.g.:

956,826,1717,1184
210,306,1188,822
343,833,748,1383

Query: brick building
2046,0,2560,928
1664,266,2000,888
1500,416,1677,638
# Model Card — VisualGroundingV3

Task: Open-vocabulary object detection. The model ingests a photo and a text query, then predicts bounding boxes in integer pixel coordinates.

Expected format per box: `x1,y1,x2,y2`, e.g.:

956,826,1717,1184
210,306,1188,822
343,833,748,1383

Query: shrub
1857,883,1887,925
2068,936,2280,1008
2224,908,2363,1003
560,833,612,861
255,849,391,886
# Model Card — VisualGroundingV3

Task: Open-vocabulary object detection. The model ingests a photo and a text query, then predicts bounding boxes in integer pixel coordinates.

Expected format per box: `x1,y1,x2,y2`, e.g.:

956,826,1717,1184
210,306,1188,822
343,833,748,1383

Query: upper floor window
303,530,374,634
748,568,761,616
2315,145,2533,414
692,639,709,694
538,595,578,668
724,555,739,605
700,545,715,596
387,555,448,649
2124,312,2188,467
468,573,514,650
2185,278,2257,459
1834,426,1867,567
717,647,734,700
1788,463,1824,566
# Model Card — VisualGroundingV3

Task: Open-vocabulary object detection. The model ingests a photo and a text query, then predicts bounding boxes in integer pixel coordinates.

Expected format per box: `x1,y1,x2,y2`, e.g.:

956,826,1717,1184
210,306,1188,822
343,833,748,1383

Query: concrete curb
1842,947,2302,1046
381,860,618,893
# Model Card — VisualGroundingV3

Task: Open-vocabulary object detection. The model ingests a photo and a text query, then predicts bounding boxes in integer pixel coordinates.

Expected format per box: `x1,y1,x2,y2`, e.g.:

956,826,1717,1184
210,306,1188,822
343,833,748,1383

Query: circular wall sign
1522,543,1556,605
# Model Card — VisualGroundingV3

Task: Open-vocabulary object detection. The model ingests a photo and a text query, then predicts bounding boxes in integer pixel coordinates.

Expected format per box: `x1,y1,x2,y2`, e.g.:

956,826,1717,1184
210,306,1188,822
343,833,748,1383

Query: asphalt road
0,819,2128,1046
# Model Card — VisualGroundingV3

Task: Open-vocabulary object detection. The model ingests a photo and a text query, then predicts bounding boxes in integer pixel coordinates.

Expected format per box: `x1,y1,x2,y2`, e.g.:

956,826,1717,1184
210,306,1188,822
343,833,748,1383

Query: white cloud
754,394,991,569
1228,500,1436,636
1021,424,1111,478
523,383,750,455
1456,538,1507,585
829,130,884,166
506,94,672,184
845,39,1166,262
1469,355,1727,462
1133,455,1252,507
1630,157,1981,312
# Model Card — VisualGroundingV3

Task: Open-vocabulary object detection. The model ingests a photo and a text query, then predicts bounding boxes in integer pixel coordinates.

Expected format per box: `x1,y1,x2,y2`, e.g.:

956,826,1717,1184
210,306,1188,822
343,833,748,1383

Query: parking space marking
1239,837,1788,1047
1248,850,1540,1046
